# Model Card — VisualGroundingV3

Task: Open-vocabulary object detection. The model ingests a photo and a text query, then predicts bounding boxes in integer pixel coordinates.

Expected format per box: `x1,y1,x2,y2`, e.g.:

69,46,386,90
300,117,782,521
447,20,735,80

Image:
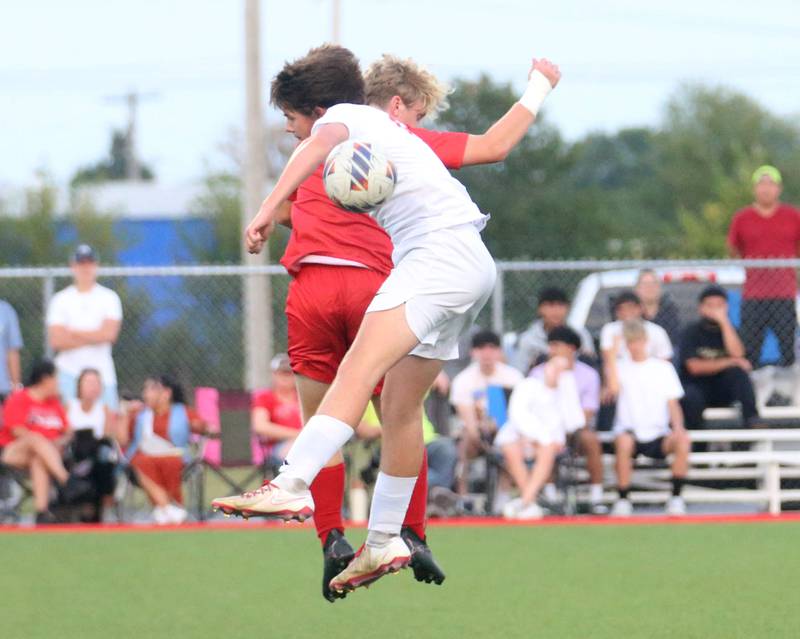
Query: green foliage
71,130,154,187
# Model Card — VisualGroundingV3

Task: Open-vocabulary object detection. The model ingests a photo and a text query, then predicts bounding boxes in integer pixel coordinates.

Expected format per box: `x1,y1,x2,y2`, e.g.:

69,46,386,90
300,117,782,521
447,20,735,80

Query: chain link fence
1,259,798,400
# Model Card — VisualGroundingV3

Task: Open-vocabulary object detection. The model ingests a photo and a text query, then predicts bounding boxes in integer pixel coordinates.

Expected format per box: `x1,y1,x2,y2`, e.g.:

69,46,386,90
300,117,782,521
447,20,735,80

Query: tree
70,130,155,187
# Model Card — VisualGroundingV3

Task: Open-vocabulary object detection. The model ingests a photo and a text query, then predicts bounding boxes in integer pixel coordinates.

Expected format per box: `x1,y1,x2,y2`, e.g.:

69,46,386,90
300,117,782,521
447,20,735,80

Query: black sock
618,487,629,500
672,477,685,497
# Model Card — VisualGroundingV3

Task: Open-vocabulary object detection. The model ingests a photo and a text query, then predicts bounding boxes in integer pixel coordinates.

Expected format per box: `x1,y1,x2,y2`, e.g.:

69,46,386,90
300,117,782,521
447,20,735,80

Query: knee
615,433,635,456
673,431,691,454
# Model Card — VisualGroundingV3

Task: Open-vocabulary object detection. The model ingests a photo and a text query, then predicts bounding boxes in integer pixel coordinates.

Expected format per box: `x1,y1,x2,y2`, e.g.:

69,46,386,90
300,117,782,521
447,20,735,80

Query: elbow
487,141,512,163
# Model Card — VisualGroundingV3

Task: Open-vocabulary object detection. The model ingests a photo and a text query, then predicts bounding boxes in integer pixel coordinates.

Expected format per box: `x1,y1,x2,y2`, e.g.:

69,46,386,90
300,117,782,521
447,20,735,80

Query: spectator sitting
46,244,123,410
423,407,459,518
0,360,90,524
531,327,605,513
0,297,23,404
120,375,207,525
251,354,303,466
513,286,596,374
678,285,760,429
608,320,690,517
65,368,119,522
495,355,586,519
635,269,681,345
450,330,523,495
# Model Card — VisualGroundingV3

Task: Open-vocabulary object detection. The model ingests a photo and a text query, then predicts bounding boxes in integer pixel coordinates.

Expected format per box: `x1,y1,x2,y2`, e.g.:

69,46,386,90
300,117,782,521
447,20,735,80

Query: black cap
546,326,582,350
471,329,501,349
699,285,728,302
72,244,98,263
612,290,641,311
538,287,569,306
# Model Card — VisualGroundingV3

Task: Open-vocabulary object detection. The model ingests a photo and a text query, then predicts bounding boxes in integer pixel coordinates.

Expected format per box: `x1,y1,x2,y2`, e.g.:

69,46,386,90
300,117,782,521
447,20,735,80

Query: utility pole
332,0,341,43
105,90,157,180
242,0,272,390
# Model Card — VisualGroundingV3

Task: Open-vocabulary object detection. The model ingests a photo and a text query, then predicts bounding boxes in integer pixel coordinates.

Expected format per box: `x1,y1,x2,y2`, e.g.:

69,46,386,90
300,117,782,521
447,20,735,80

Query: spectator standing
607,321,690,517
0,298,23,403
513,287,596,374
450,330,523,494
635,269,681,344
251,354,303,465
121,375,207,525
0,360,89,524
678,286,760,429
66,368,118,522
46,245,122,409
728,165,800,368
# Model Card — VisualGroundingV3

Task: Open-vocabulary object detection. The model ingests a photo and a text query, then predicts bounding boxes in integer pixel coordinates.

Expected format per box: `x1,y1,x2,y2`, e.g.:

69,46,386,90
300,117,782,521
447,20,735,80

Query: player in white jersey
240,47,560,594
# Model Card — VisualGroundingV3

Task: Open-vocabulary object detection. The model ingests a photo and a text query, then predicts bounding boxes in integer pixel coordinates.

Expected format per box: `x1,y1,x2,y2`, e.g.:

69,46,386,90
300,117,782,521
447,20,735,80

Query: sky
1,0,799,188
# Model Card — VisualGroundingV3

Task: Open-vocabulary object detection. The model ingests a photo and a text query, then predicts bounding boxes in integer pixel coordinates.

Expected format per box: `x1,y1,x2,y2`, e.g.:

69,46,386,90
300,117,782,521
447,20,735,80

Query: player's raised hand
530,57,561,89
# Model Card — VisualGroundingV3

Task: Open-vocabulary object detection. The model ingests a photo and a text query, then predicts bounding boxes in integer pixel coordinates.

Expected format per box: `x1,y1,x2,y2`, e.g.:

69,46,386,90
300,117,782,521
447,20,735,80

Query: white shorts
366,224,496,360
494,420,566,448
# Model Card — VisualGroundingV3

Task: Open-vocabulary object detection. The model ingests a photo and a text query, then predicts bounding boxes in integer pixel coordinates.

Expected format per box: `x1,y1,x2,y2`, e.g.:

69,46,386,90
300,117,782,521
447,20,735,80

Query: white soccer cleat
611,498,633,517
329,537,411,593
666,496,687,516
211,481,314,521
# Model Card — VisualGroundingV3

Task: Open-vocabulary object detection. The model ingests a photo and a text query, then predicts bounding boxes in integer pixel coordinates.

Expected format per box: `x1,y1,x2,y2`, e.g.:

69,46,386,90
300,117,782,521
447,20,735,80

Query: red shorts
286,264,387,386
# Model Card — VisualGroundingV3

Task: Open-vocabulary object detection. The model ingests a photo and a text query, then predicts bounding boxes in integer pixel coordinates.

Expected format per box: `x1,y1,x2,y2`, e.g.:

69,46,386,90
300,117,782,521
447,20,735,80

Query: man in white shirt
46,245,123,409
607,320,690,517
450,330,523,494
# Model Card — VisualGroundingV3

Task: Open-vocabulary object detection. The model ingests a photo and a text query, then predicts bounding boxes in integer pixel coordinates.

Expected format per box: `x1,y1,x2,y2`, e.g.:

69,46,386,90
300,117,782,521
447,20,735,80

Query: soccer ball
323,140,397,213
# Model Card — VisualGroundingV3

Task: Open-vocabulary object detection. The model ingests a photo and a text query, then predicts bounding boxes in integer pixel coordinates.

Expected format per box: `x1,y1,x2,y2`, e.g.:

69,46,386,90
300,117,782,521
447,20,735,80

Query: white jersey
312,104,487,260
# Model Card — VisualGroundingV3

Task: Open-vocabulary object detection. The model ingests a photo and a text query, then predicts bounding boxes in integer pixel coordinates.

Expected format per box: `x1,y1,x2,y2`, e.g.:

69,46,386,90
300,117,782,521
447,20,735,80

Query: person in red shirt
728,165,800,368
212,45,559,600
0,360,82,524
251,354,303,465
121,375,207,525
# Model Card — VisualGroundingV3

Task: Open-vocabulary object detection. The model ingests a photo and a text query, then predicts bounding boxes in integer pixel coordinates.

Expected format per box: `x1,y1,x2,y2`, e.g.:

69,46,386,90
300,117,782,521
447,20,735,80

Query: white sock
273,415,354,488
590,483,604,504
366,472,417,539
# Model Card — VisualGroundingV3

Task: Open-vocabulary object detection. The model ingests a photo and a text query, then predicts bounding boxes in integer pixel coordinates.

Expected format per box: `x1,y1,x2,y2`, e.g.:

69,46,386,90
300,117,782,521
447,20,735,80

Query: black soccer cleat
321,529,355,603
401,527,446,586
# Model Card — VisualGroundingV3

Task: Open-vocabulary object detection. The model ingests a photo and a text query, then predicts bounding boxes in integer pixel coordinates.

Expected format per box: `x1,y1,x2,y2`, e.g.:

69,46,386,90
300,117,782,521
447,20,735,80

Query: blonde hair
622,319,647,343
364,54,450,119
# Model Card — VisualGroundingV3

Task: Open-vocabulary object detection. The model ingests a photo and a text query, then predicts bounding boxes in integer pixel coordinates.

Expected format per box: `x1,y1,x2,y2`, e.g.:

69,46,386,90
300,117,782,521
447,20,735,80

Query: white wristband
518,69,552,116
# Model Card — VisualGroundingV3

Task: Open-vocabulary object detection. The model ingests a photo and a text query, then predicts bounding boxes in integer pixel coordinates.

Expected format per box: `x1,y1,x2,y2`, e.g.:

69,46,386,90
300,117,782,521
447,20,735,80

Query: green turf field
3,522,799,639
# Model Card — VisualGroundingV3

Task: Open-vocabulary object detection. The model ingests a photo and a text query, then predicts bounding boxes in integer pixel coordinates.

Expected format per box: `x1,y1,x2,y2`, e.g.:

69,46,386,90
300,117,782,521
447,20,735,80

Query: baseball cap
752,165,782,185
546,326,581,350
270,353,292,372
72,244,98,263
471,329,501,349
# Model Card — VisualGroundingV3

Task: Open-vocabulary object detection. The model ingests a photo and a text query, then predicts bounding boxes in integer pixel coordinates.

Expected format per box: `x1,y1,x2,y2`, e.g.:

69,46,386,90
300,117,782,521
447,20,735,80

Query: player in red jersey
212,45,559,601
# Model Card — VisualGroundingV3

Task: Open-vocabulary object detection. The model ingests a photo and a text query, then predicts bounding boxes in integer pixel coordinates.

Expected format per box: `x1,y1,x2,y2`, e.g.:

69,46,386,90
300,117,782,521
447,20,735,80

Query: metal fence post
43,272,54,359
491,264,505,334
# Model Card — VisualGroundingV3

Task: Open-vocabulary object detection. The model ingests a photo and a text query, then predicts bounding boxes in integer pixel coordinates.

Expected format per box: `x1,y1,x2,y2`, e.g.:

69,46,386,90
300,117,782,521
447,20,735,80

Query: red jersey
0,389,68,446
280,127,469,276
251,389,302,441
728,204,800,299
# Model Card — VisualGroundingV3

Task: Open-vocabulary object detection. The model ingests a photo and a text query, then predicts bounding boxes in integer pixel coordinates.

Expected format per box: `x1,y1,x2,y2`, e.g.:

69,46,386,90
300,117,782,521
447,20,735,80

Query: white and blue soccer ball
323,140,397,213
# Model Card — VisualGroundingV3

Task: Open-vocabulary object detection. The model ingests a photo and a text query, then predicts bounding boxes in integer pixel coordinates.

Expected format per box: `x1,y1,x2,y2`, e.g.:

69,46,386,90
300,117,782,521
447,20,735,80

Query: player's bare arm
246,123,348,254
461,58,561,166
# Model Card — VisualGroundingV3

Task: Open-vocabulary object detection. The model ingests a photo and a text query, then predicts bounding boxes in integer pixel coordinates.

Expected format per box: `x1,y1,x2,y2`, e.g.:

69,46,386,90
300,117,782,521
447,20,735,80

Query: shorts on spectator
494,420,566,448
628,435,667,460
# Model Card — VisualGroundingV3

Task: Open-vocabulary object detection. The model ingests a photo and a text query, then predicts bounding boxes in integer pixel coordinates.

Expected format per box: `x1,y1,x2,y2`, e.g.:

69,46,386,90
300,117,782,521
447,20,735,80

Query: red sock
310,463,346,545
402,449,428,539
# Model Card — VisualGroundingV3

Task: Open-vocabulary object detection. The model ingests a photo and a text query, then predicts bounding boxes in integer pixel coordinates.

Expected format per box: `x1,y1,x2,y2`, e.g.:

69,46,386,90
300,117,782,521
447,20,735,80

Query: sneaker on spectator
166,504,188,524
502,497,523,519
514,502,544,520
611,498,633,517
35,510,59,525
153,506,170,525
666,496,687,516
589,501,609,515
428,486,459,518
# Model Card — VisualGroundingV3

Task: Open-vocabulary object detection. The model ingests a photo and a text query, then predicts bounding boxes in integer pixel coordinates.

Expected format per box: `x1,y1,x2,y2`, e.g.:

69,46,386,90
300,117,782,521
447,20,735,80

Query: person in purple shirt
530,326,605,513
